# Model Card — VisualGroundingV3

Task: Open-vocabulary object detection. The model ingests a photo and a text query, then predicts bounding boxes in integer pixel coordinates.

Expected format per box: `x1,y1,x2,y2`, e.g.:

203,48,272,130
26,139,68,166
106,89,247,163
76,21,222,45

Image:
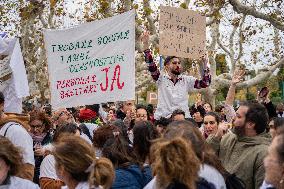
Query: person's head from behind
29,110,52,136
164,121,205,160
164,56,183,76
171,109,185,121
263,130,284,188
203,103,212,113
150,137,200,189
269,118,284,139
135,104,149,122
203,112,221,136
0,136,24,184
93,125,121,151
133,121,159,163
53,108,75,127
163,120,226,176
53,135,114,189
233,102,269,137
52,123,81,143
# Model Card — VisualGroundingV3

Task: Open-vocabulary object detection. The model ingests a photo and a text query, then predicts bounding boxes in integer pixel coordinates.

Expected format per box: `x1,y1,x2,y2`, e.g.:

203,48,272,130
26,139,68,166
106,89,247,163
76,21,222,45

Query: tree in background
1,0,283,107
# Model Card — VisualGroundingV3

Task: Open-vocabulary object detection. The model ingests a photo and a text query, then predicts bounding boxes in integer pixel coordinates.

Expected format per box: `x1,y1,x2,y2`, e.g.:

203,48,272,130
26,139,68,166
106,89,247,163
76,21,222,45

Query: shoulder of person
1,121,30,137
10,176,40,189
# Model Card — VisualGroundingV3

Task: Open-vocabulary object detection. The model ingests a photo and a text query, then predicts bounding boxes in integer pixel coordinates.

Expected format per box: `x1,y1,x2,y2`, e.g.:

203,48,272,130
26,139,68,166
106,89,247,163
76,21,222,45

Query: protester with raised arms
141,32,211,120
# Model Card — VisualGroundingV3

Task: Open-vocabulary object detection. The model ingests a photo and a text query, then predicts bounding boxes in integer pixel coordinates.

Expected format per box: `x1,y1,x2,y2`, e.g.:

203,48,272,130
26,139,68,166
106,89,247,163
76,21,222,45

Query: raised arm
225,69,245,106
141,32,160,81
224,69,245,122
194,57,211,89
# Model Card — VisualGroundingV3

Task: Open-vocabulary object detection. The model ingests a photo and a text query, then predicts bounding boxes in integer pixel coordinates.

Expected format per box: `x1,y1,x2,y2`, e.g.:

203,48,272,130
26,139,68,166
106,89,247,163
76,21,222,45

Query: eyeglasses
56,111,70,120
204,121,216,125
30,124,44,129
172,61,181,65
136,114,147,118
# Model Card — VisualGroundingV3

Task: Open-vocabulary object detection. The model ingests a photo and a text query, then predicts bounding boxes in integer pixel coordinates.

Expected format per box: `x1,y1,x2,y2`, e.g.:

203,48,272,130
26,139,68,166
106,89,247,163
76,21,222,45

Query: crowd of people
1,34,284,189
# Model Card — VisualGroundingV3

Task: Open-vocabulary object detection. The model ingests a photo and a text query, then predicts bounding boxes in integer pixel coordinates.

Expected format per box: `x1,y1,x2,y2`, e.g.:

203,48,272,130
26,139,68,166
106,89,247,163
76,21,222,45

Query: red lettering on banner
100,67,110,91
110,64,124,91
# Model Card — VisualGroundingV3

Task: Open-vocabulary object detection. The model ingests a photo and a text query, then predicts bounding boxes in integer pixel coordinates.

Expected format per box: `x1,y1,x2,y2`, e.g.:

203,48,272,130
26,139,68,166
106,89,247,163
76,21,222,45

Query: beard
232,124,245,137
171,69,181,75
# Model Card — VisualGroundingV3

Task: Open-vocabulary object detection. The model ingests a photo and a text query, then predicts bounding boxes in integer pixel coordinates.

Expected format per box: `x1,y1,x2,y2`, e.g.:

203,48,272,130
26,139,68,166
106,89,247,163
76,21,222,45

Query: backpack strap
79,123,92,141
3,122,15,137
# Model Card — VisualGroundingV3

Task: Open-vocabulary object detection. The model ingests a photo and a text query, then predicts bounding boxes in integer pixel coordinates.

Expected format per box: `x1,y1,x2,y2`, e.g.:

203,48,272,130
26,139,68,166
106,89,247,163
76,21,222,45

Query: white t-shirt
0,176,39,189
61,182,102,189
144,164,227,189
83,123,99,139
155,72,196,119
40,154,60,180
0,122,34,165
199,164,226,189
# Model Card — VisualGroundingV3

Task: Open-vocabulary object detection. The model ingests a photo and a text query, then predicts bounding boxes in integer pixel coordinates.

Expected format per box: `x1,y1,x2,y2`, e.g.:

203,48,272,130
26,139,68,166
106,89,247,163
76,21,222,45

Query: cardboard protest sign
159,6,206,59
44,10,135,109
146,91,158,105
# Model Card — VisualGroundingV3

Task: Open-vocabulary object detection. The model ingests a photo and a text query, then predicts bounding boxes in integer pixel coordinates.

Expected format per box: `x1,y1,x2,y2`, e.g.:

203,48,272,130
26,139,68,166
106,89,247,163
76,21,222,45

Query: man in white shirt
141,33,211,120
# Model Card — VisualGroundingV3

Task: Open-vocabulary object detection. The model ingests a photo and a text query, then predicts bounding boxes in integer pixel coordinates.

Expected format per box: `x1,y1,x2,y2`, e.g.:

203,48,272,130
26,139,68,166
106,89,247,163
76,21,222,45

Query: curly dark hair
0,136,24,176
29,110,52,133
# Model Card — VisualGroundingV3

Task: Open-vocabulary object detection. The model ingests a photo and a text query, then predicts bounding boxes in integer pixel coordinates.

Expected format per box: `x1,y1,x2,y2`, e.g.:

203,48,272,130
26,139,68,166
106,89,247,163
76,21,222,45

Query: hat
79,108,97,121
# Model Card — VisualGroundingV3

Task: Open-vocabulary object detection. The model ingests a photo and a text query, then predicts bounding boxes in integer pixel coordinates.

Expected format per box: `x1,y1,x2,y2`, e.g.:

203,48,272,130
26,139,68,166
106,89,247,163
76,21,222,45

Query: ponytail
152,137,200,189
89,157,114,189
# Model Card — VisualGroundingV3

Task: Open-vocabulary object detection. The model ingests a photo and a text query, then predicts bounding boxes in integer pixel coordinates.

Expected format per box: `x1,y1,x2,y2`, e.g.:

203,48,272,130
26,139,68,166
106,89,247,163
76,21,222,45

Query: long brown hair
164,120,227,175
53,135,114,189
151,137,200,189
0,136,24,176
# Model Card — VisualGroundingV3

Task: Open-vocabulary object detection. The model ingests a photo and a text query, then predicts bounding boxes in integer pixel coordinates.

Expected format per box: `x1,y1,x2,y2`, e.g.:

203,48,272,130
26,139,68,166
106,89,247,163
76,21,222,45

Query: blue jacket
111,164,152,189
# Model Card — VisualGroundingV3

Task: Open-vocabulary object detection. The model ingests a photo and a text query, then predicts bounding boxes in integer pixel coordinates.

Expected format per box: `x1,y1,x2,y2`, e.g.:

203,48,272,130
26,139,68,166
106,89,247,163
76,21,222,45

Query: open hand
232,69,245,85
140,31,150,51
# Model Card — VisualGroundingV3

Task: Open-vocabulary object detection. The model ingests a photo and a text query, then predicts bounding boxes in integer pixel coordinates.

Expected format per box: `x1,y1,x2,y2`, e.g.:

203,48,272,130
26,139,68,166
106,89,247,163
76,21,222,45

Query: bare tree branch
229,0,284,31
235,15,246,62
215,57,284,88
217,32,231,56
39,14,48,28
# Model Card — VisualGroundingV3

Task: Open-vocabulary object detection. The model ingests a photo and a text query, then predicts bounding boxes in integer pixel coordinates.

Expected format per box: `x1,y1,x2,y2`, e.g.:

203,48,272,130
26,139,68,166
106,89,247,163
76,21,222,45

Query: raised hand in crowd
226,68,245,106
231,69,245,85
140,31,150,52
214,122,229,139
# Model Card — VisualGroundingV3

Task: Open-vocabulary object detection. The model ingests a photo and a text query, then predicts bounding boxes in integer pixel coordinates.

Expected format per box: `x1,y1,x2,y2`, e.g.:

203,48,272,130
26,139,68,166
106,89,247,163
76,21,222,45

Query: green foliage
215,54,228,75
180,3,188,9
246,92,256,101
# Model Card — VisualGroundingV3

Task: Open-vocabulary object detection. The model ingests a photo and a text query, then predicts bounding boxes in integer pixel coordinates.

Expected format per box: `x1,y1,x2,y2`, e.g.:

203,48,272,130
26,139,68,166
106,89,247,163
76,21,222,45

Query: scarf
29,132,47,144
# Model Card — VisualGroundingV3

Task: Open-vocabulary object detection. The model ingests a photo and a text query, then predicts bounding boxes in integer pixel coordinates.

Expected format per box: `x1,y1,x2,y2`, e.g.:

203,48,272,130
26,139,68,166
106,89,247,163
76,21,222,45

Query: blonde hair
53,135,114,189
151,137,200,189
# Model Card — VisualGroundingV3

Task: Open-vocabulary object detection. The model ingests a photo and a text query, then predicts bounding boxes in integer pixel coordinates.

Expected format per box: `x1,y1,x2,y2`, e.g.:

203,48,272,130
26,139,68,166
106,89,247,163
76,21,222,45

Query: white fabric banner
0,37,29,113
44,10,135,110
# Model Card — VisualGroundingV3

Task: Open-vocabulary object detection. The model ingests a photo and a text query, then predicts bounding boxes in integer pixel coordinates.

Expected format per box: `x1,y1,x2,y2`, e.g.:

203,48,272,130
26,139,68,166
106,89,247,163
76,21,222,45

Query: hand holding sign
140,31,150,52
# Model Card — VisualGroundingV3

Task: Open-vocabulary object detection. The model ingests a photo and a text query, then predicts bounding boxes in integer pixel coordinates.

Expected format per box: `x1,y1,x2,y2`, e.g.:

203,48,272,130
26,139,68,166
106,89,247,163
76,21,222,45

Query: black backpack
224,172,246,189
166,178,216,189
